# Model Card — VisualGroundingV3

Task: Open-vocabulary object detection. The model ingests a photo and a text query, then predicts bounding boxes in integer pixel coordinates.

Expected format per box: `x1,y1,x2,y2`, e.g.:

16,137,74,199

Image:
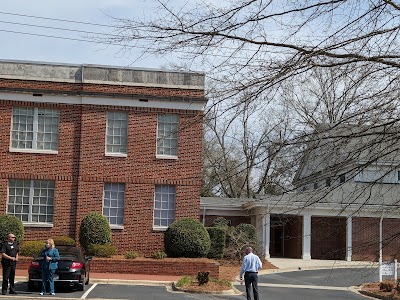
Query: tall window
153,185,176,228
8,179,55,223
157,114,178,156
103,183,125,226
106,112,128,154
11,107,59,151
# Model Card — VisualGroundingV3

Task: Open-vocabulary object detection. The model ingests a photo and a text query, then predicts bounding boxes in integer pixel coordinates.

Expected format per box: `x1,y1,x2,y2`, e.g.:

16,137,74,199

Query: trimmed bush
164,218,211,258
124,251,139,259
87,244,117,258
20,241,43,257
206,227,226,259
0,215,24,244
197,271,209,285
212,217,230,230
79,212,112,252
53,236,76,246
152,251,167,259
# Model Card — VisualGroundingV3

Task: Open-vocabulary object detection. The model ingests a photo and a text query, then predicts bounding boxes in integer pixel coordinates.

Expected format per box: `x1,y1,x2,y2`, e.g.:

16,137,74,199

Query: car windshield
58,247,80,260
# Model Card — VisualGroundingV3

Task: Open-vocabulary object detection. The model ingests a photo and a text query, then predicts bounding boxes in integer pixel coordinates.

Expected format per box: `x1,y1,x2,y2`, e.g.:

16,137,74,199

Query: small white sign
381,262,395,276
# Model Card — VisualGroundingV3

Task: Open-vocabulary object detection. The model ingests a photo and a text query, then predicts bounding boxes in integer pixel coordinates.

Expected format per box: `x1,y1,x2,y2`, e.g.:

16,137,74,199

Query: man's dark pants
2,264,16,294
244,271,259,300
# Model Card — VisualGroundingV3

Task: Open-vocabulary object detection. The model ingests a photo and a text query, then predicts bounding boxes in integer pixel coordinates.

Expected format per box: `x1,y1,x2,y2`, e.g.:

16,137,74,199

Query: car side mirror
85,256,92,262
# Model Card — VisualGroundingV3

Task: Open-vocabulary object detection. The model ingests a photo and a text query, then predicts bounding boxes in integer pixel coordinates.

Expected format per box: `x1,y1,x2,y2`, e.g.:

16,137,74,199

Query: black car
28,245,91,291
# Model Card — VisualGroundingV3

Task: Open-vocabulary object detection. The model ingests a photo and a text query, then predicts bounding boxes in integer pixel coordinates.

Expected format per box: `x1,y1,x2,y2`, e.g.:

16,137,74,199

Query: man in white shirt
239,247,262,300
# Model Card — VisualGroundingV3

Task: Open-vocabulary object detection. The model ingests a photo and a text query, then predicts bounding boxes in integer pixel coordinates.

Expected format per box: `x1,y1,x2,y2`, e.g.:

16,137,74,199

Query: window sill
156,155,178,160
105,153,127,158
152,226,169,231
110,225,124,230
9,148,58,155
23,222,53,228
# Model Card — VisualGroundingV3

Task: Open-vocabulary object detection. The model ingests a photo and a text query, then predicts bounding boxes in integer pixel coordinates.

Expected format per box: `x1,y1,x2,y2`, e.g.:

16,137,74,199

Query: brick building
0,60,206,256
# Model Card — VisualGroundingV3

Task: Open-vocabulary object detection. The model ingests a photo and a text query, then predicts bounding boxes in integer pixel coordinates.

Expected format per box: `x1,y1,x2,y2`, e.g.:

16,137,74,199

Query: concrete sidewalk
264,258,377,274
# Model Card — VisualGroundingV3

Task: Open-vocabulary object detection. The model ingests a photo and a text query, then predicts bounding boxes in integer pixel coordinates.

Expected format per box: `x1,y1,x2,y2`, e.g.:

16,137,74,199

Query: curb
171,282,242,295
14,276,173,287
90,279,173,286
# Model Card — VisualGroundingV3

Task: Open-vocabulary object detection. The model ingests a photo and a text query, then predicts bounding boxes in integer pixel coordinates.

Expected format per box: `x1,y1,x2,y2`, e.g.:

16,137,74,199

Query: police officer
1,233,19,295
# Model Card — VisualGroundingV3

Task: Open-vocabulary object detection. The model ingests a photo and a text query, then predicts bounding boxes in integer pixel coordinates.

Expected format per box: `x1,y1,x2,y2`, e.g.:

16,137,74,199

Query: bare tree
105,0,399,111
202,98,298,198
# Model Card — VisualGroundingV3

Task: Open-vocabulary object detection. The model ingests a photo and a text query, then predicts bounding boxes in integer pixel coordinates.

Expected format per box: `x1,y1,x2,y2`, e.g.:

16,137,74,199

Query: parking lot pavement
11,282,242,300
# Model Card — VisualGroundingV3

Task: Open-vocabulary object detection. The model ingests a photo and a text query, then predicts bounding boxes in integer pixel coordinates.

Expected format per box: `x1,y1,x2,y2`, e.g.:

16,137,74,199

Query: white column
346,216,352,261
302,212,312,260
379,215,383,282
263,213,271,259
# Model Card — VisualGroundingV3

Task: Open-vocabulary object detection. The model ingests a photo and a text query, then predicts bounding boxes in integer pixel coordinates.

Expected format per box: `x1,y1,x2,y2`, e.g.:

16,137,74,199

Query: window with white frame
157,114,178,156
153,185,175,228
8,179,55,223
11,107,59,151
103,183,125,226
106,112,128,154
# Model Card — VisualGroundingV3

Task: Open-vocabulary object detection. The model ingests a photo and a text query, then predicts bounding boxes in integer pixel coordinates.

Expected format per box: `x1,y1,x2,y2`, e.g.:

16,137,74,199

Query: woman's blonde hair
47,239,55,249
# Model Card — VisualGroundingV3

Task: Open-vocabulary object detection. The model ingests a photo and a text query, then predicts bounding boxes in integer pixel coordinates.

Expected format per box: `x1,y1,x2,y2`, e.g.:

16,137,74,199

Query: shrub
164,218,211,258
197,271,209,285
212,217,230,230
53,236,76,246
87,244,117,258
79,212,112,252
224,223,260,260
380,279,395,292
124,251,139,259
20,241,44,257
0,215,24,244
152,251,167,259
206,227,226,259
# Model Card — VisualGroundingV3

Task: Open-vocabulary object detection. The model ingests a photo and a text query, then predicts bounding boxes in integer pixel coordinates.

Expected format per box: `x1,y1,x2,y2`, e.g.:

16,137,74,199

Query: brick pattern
352,217,400,261
0,79,205,100
0,78,204,256
88,258,219,277
311,216,346,260
17,257,220,277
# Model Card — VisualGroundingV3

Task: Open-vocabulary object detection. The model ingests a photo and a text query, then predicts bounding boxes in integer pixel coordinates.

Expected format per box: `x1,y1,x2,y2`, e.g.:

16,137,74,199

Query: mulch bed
360,282,400,299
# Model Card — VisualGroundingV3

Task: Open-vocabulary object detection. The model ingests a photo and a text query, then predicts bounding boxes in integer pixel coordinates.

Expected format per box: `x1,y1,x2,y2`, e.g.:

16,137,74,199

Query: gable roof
293,123,400,186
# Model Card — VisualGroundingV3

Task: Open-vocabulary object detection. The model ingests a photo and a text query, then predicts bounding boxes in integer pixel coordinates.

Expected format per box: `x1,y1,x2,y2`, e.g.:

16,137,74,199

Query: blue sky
0,0,189,69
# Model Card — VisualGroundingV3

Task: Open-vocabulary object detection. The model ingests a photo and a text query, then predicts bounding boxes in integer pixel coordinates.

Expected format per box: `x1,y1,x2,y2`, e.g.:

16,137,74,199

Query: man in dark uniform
1,233,19,295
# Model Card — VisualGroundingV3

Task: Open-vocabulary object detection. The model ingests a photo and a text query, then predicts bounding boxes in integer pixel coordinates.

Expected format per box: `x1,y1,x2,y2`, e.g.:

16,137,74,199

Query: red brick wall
0,79,204,256
352,217,400,261
88,258,219,277
0,101,81,240
311,216,346,260
0,78,205,100
17,257,220,277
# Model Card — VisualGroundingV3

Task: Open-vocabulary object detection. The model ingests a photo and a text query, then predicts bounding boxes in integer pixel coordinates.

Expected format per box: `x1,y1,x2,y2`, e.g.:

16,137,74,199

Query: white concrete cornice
0,91,205,111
